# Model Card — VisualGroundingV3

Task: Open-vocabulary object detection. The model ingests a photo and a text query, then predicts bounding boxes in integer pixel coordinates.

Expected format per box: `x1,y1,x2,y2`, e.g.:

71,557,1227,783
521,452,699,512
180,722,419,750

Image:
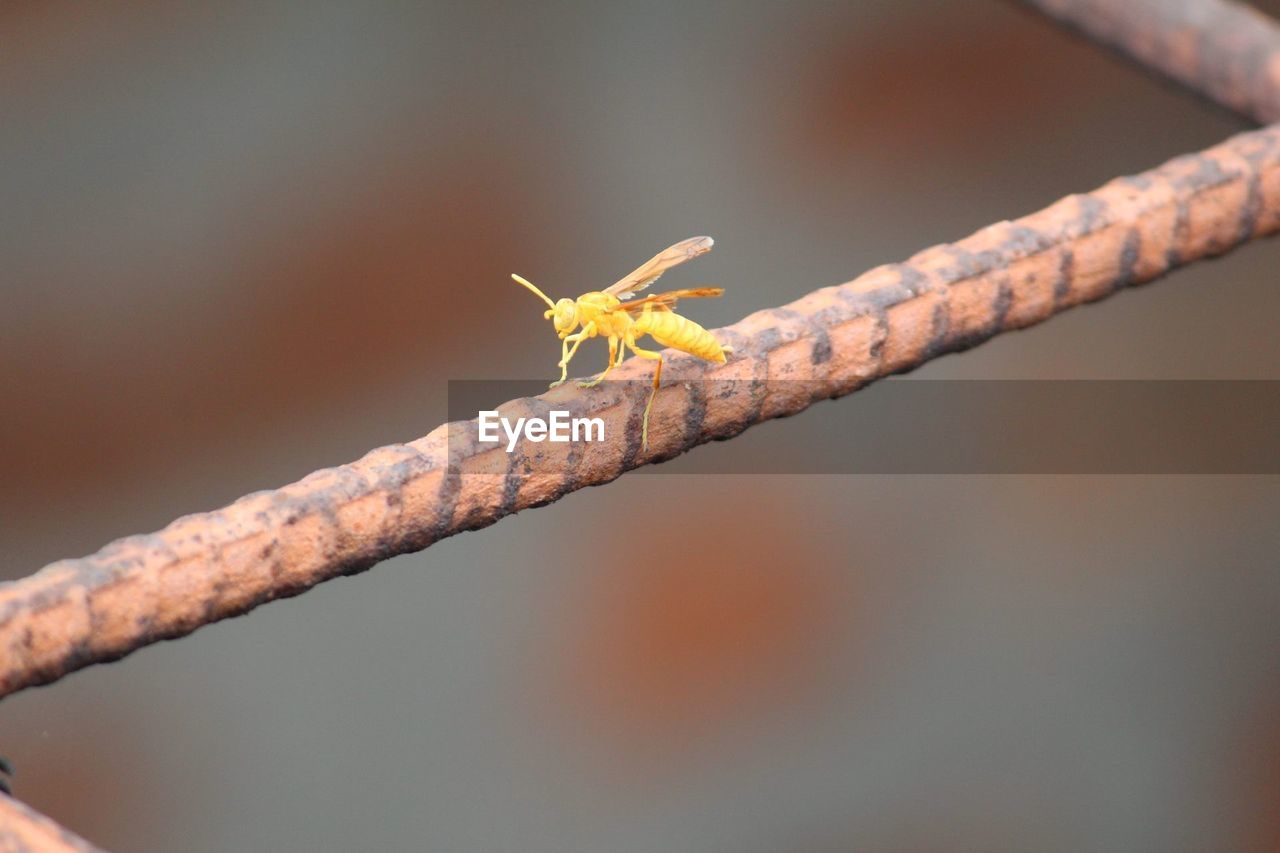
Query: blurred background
2,0,1279,849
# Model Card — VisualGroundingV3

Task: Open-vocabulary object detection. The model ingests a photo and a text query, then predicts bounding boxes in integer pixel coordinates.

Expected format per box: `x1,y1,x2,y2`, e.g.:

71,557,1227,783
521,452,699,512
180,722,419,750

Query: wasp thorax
547,298,578,335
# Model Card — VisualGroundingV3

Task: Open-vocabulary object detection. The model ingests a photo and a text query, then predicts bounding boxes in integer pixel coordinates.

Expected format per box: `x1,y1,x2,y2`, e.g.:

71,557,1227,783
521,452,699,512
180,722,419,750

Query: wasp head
546,299,578,337
512,274,579,337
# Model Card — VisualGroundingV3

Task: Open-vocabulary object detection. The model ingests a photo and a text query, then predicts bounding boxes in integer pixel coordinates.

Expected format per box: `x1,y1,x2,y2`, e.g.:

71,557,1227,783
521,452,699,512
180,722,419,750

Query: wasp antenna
511,273,557,309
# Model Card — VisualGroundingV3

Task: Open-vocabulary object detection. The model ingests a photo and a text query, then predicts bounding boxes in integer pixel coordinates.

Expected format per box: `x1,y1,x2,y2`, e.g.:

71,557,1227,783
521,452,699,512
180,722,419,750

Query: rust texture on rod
1,121,1278,700
0,795,104,852
1022,0,1280,124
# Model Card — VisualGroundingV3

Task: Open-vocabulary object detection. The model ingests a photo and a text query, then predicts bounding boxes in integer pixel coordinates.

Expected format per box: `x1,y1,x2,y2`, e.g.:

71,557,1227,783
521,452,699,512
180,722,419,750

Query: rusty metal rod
1021,0,1280,124
1,120,1278,700
0,795,104,852
0,3,1272,850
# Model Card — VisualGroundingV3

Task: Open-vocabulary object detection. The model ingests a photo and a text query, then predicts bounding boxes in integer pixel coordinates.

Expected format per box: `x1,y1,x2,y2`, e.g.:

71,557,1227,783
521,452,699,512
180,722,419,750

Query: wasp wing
618,287,724,312
604,236,714,299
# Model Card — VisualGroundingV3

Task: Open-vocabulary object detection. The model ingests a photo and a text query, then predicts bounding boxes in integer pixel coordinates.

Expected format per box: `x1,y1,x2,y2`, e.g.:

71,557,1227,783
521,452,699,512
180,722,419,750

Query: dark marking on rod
498,452,523,519
203,574,229,620
868,308,890,366
833,281,914,315
715,327,751,362
378,445,435,552
946,328,995,355
682,379,709,451
990,273,1014,332
1236,152,1264,243
335,553,382,578
924,300,952,359
368,444,431,496
266,465,365,547
618,381,648,471
1002,224,1054,257
433,424,467,542
722,326,769,438
827,288,889,377
552,396,595,499
745,348,769,427
448,415,513,530
897,264,951,359
319,466,373,550
810,332,833,365
806,300,859,333
1176,153,1231,192
761,308,803,344
939,245,990,284
1076,195,1110,234
498,396,557,518
701,326,757,439
891,263,932,298
768,306,833,365
1115,228,1141,290
1167,198,1190,267
829,285,890,371
1053,247,1075,306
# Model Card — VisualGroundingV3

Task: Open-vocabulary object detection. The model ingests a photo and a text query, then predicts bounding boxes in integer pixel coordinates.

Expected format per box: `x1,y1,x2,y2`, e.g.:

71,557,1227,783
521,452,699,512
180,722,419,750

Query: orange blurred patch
236,139,539,395
1235,688,1280,853
549,488,850,763
792,10,1110,164
0,135,547,515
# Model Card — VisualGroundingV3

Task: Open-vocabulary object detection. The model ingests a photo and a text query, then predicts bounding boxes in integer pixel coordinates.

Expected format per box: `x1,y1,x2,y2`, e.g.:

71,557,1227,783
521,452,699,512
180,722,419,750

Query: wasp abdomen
636,310,726,362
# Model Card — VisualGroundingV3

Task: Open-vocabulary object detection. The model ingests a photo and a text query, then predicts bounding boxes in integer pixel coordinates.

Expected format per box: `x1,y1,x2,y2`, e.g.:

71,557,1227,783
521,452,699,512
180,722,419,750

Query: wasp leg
578,336,620,388
551,326,593,388
623,339,664,449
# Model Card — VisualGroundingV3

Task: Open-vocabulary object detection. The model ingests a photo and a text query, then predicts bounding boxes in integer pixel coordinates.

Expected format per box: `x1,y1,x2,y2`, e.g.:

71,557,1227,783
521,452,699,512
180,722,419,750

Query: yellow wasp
512,235,729,449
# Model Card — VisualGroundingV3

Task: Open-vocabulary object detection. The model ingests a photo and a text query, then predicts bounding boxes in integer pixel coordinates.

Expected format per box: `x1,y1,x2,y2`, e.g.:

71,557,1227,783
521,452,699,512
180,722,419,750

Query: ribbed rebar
5,0,1280,849
1,119,1277,699
1021,0,1280,123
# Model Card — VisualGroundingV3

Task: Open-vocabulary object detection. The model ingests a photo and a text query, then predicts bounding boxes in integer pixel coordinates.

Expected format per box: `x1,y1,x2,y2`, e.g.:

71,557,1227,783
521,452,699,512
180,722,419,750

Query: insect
512,235,730,449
